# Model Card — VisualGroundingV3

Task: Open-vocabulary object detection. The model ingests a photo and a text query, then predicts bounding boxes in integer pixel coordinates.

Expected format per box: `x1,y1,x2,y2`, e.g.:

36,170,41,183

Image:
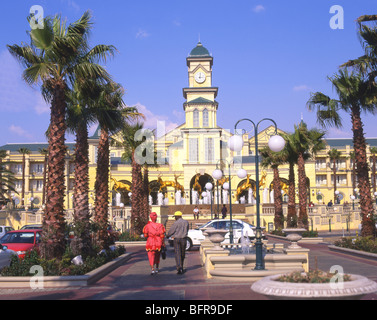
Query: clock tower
181,42,222,165
183,41,219,129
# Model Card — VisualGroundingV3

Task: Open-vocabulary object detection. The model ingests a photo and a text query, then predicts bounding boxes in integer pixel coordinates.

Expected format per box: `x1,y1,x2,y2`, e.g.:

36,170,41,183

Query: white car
185,219,260,251
0,226,13,239
0,246,17,270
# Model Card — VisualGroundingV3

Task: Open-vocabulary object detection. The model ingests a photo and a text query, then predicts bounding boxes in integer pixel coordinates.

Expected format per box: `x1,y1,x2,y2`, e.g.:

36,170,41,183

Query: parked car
0,226,14,238
0,246,17,270
169,219,263,251
20,224,42,230
0,229,42,259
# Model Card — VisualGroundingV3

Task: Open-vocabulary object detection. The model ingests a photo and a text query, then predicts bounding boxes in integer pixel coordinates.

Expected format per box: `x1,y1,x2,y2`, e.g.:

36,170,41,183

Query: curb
0,252,133,288
328,245,377,261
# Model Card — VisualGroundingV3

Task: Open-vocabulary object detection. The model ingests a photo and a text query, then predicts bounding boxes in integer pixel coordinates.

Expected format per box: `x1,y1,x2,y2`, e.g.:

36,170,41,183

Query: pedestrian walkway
0,238,376,300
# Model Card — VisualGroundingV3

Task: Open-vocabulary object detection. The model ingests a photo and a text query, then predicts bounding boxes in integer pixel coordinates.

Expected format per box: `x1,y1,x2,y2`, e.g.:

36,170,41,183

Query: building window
193,109,199,127
332,174,347,185
205,137,214,163
203,109,209,127
189,138,198,163
315,175,327,186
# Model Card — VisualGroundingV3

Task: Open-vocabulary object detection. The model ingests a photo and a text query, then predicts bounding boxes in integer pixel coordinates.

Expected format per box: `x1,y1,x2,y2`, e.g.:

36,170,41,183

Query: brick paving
0,236,376,301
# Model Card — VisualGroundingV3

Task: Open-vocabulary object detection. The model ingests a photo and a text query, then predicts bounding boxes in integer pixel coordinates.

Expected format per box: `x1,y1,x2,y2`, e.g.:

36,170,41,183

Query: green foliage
277,270,351,283
0,246,126,277
118,231,145,242
335,236,377,254
302,230,318,238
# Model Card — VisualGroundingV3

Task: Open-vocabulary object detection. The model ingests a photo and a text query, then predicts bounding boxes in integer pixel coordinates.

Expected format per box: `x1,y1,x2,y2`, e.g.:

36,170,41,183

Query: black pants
173,238,186,271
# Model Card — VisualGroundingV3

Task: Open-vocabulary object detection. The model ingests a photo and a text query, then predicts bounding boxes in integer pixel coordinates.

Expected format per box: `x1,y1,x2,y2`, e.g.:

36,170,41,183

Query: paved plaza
0,235,376,301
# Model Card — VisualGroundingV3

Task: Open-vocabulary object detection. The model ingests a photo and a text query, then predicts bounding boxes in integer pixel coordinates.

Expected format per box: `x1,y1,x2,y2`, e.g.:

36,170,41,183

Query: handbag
161,246,166,260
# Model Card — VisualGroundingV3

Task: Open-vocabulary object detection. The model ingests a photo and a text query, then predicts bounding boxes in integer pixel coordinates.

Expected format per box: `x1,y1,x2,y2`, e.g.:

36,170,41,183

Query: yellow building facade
1,42,377,231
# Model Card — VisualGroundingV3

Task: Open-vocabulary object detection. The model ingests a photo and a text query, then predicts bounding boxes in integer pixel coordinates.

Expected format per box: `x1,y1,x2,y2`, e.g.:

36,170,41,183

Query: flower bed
277,269,351,283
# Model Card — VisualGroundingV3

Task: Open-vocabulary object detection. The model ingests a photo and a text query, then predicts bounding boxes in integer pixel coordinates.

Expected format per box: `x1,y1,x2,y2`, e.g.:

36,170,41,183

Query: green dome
189,42,210,57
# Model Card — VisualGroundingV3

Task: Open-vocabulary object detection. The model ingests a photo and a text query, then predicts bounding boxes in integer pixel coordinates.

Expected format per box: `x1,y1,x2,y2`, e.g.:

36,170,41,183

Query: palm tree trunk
42,153,47,206
297,152,309,230
372,155,376,194
131,153,144,235
273,167,284,230
21,154,26,207
333,159,337,202
94,127,111,250
142,167,150,222
287,162,297,227
40,81,67,260
351,106,375,237
71,121,92,256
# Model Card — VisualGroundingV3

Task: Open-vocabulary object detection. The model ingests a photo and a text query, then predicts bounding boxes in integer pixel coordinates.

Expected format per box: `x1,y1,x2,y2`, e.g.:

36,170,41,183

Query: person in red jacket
143,212,166,275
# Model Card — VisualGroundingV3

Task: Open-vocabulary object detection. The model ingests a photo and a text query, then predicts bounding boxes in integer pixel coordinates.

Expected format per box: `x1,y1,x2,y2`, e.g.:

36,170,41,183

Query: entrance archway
111,180,132,206
189,173,214,203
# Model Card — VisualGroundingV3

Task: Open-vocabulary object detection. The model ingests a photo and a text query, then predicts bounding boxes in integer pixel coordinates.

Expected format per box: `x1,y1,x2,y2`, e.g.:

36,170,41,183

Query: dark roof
325,138,377,148
189,42,210,57
0,143,75,153
184,97,218,105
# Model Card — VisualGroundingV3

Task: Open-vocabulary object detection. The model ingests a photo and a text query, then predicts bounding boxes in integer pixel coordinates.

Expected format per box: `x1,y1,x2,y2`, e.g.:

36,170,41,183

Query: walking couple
143,211,189,275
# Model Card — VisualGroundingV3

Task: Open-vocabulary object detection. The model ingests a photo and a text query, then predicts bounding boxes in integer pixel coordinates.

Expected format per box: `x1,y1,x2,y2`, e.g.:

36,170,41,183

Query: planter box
251,273,377,300
115,241,147,247
267,234,323,244
0,253,133,288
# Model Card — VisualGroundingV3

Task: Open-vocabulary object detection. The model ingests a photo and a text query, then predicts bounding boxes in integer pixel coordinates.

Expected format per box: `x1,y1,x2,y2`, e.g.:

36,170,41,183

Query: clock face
195,72,206,84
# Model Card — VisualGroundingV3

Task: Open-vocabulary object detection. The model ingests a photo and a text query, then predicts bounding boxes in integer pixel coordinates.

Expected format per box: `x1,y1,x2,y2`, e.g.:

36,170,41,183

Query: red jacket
143,222,165,251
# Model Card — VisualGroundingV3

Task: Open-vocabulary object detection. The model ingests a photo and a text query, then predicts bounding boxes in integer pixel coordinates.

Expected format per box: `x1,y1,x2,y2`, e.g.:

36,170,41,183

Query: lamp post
205,182,213,219
228,118,285,270
212,161,234,243
350,195,355,210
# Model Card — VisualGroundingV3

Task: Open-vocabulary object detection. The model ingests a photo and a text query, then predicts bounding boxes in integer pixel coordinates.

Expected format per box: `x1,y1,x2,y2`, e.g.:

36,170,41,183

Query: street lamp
212,161,245,244
205,182,213,219
350,195,355,210
229,118,285,270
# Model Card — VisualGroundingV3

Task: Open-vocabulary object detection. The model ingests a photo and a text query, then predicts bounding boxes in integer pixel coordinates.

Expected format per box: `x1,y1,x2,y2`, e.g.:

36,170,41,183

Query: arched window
193,109,199,127
203,108,209,127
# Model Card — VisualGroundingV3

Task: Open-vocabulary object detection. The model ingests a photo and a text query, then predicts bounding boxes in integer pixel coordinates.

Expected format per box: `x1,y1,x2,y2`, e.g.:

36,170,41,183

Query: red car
0,229,41,259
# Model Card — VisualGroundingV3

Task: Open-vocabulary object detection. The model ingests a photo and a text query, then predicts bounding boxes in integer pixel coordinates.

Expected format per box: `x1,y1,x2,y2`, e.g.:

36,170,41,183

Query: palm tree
18,148,30,207
370,147,377,193
281,133,300,227
328,148,342,202
7,11,113,259
93,83,142,249
117,122,152,235
0,150,17,204
289,122,326,229
66,41,117,256
260,147,286,230
307,68,377,237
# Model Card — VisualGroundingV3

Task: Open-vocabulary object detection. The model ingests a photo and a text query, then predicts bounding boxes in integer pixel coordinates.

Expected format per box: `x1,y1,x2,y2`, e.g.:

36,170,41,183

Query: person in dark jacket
221,205,227,219
166,211,189,274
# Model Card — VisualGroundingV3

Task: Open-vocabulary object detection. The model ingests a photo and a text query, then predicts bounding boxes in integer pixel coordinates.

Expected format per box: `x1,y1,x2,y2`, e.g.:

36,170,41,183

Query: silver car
0,226,14,239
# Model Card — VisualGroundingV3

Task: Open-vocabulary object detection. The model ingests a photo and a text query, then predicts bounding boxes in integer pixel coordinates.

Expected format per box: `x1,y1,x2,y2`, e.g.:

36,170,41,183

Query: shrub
118,231,145,242
334,236,377,254
0,245,126,277
277,270,351,283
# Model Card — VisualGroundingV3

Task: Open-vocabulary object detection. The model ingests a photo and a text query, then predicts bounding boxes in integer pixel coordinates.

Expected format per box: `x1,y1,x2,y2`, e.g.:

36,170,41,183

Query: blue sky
0,0,377,146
